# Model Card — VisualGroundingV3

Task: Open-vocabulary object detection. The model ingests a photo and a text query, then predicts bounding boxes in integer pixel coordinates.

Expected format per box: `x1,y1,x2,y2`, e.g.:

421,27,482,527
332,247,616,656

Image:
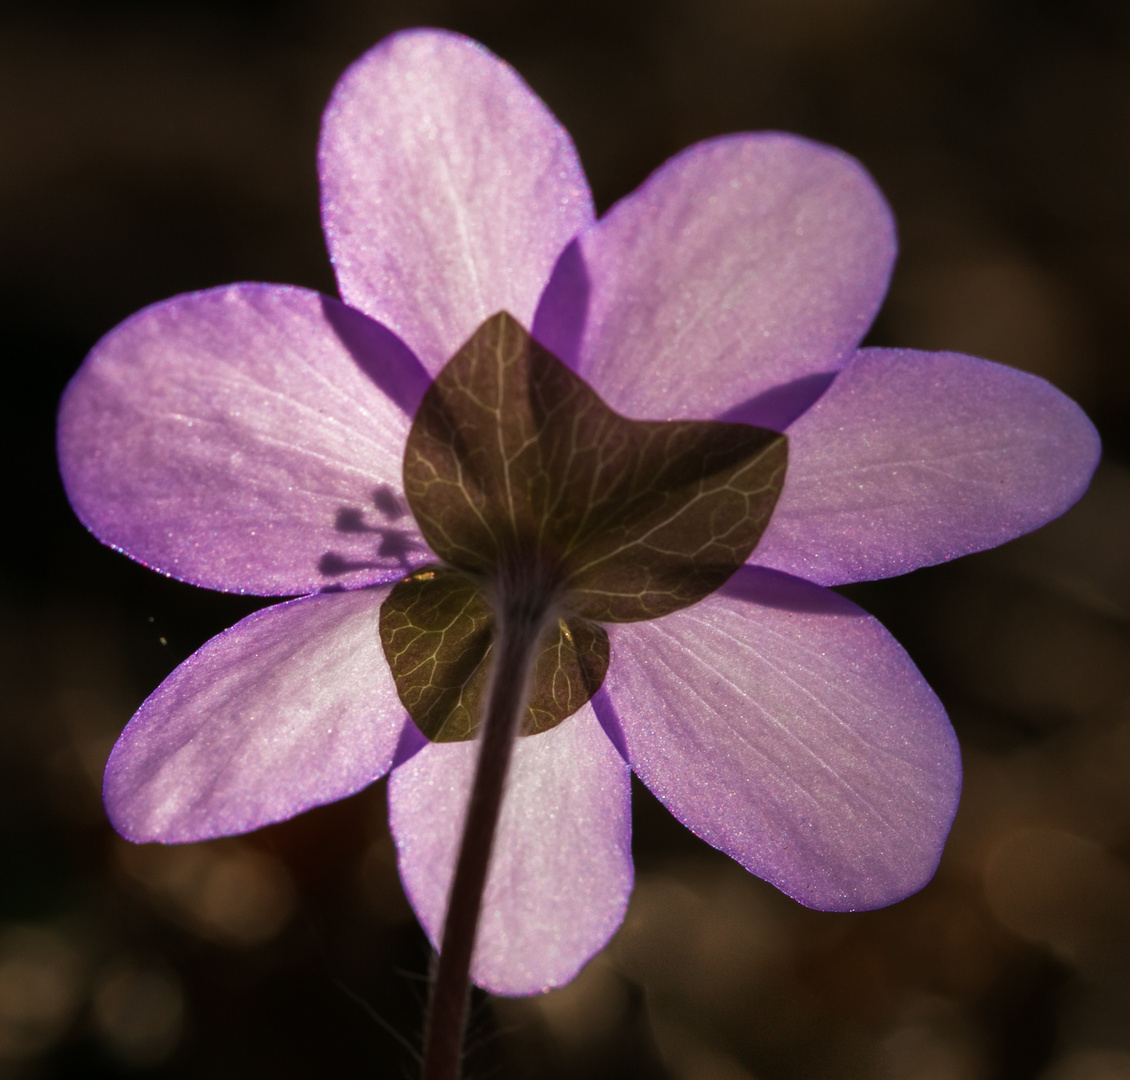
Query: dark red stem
420,602,543,1080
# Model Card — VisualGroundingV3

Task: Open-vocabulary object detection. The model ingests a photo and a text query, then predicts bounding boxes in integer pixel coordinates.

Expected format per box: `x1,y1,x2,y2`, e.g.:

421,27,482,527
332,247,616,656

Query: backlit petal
753,348,1102,584
320,29,594,375
388,705,632,995
105,587,404,843
58,283,432,595
600,566,960,911
535,134,895,424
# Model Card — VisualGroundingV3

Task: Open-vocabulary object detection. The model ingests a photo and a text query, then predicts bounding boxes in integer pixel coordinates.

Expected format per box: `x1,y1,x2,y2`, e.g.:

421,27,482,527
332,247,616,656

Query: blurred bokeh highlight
2,0,1129,1076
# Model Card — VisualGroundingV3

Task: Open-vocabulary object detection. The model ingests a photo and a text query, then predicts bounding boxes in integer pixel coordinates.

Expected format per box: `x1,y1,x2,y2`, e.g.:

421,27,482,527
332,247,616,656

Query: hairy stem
420,599,545,1080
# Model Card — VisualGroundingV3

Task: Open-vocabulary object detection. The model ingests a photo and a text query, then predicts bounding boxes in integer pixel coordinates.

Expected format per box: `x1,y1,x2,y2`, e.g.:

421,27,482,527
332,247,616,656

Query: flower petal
388,705,632,995
600,566,960,911
105,587,404,843
319,29,594,375
58,283,432,595
534,134,895,423
752,348,1102,585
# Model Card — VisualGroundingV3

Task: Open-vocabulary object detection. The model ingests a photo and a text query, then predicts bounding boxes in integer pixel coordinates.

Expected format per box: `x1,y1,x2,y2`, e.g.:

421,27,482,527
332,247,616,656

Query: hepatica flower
58,29,1099,1001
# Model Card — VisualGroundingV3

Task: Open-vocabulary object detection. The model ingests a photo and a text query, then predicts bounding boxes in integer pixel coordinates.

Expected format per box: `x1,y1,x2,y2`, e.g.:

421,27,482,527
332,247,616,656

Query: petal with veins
105,587,404,843
601,566,960,911
752,348,1102,585
388,704,632,994
320,29,594,375
58,283,432,595
535,133,895,424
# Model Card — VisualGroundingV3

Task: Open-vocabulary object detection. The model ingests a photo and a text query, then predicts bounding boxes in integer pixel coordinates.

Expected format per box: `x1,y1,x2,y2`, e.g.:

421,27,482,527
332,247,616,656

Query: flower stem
420,600,544,1080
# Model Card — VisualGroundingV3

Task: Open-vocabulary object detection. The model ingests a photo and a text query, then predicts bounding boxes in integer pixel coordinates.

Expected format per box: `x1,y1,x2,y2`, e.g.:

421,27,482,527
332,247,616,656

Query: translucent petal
535,133,895,423
105,587,404,842
601,566,960,911
753,348,1102,584
320,29,594,375
58,283,432,595
388,705,632,994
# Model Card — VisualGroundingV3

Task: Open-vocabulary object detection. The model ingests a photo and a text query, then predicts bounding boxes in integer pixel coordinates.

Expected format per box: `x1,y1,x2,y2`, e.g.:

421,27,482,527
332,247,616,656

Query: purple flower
57,29,1099,996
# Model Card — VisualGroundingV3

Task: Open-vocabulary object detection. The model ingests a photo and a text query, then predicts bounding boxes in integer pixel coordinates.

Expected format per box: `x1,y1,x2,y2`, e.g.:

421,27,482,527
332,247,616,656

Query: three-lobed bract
385,311,786,741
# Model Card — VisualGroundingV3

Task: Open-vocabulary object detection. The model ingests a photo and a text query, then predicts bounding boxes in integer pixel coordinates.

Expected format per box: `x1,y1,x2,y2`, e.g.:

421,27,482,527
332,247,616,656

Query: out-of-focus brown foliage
1,1,1128,1076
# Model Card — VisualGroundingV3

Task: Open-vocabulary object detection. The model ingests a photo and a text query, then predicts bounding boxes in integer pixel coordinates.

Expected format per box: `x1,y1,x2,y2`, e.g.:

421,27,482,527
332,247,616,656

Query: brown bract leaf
378,567,492,742
379,566,609,742
525,614,609,735
386,312,786,741
403,312,787,621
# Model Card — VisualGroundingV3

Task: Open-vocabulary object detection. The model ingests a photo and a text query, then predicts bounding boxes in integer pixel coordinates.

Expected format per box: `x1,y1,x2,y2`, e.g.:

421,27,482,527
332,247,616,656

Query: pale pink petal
534,134,895,422
388,705,632,995
58,284,432,595
753,348,1102,585
600,567,960,911
320,29,594,375
105,587,404,843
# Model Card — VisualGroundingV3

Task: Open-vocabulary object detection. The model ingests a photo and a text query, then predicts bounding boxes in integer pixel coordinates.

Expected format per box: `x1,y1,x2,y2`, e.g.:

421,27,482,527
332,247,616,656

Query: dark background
2,1,1129,1077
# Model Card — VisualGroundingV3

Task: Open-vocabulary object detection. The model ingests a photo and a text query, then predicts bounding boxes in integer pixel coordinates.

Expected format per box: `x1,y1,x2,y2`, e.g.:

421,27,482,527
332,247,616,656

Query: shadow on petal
391,718,429,767
320,295,432,417
721,565,865,616
532,237,590,369
591,687,630,763
717,370,837,432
